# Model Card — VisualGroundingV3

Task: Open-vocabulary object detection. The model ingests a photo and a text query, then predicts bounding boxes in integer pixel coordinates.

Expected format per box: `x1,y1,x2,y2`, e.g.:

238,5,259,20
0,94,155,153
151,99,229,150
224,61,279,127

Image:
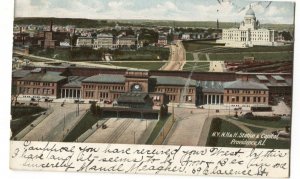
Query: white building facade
217,8,279,48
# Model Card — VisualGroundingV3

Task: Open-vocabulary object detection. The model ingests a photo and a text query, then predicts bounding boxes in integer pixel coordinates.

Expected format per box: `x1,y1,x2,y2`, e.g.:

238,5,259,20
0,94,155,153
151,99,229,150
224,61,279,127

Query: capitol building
217,7,281,48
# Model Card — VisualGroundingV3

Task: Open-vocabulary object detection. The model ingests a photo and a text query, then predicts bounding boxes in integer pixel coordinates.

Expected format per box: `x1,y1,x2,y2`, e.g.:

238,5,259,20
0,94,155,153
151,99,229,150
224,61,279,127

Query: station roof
19,71,66,82
117,93,148,104
152,76,197,86
82,74,125,84
12,69,31,78
224,80,268,90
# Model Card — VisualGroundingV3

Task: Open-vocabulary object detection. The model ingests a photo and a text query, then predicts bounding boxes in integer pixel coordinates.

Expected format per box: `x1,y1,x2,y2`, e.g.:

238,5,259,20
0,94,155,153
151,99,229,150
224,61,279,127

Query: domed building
217,7,280,48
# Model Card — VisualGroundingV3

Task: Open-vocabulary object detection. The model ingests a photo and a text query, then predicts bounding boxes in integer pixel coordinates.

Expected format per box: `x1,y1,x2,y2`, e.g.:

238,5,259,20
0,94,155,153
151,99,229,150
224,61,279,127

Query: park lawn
183,62,210,72
235,118,291,129
11,106,47,137
115,54,160,61
64,111,102,142
103,62,166,70
198,53,207,61
246,125,266,133
183,41,220,51
206,117,290,149
206,118,245,148
209,51,293,61
186,52,194,61
146,114,171,144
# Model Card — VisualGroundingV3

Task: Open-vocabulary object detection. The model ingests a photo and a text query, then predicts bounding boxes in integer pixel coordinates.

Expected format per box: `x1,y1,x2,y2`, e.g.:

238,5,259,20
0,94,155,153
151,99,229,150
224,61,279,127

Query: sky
14,0,295,24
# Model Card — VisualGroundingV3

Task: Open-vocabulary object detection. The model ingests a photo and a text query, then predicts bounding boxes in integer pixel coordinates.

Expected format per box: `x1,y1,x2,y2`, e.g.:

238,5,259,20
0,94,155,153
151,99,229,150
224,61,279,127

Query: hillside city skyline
15,0,295,24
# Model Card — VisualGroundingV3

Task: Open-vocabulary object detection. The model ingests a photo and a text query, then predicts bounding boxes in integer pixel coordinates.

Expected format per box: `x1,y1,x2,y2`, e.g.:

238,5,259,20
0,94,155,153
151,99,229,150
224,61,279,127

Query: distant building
117,35,137,48
93,33,115,49
157,35,168,46
172,32,180,41
39,21,69,49
181,33,191,40
217,7,280,48
60,39,71,47
76,37,94,48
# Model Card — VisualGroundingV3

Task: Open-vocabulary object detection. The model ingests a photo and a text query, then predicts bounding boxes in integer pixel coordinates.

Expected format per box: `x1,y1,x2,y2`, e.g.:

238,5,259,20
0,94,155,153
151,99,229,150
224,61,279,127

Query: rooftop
82,74,125,83
224,80,268,90
20,71,66,82
12,69,31,78
152,76,197,86
117,93,148,104
256,75,269,81
272,75,285,81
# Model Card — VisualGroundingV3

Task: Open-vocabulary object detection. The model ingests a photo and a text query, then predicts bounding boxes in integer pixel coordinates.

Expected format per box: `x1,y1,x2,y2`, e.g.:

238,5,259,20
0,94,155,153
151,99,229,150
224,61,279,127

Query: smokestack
50,20,53,32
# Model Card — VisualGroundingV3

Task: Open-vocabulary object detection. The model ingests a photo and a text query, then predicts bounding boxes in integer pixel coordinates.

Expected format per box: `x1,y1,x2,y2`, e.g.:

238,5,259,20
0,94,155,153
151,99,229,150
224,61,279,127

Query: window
263,97,266,103
242,96,245,102
254,97,256,102
247,97,250,102
258,97,261,103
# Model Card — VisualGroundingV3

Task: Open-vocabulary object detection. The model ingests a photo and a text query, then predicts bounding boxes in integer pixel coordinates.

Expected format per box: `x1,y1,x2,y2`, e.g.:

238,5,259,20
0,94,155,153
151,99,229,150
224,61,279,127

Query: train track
105,119,134,143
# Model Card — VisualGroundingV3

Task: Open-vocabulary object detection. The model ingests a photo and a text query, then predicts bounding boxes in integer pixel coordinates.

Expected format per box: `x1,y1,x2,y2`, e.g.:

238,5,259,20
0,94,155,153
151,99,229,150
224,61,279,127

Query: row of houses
76,34,141,49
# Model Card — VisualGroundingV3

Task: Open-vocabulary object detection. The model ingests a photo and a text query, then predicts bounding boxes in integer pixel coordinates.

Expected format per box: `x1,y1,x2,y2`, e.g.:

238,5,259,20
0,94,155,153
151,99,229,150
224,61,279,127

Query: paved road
21,102,90,142
163,107,232,146
160,41,186,71
210,61,227,72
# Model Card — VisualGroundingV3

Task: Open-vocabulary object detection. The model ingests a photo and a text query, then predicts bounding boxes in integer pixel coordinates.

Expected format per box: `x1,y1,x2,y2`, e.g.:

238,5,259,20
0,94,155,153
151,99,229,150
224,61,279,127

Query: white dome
245,7,255,17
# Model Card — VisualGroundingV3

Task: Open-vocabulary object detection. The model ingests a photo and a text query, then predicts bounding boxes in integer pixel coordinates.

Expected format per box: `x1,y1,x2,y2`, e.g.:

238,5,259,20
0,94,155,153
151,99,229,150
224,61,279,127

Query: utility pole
172,103,175,122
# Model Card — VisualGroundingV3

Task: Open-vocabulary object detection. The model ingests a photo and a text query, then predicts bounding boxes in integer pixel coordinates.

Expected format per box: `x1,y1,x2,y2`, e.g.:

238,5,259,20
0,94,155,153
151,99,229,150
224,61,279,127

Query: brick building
13,66,292,108
16,68,67,99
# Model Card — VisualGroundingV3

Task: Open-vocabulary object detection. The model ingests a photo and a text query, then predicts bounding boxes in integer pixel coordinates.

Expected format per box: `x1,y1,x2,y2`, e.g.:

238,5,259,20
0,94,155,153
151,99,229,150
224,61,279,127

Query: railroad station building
14,66,291,108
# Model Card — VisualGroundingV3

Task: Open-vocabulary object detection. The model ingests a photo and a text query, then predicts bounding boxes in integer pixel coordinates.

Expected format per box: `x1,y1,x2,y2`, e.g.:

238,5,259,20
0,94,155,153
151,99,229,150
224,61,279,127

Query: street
20,102,90,141
160,40,186,71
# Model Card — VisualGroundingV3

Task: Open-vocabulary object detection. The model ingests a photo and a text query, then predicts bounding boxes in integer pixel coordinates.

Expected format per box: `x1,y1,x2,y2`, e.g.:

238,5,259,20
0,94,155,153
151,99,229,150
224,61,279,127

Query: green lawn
209,51,293,61
63,111,103,142
146,114,171,144
182,62,210,72
186,52,194,61
11,106,47,138
198,53,207,61
206,117,290,149
11,106,46,119
206,118,245,147
234,118,291,129
96,62,165,70
246,125,265,133
183,41,220,51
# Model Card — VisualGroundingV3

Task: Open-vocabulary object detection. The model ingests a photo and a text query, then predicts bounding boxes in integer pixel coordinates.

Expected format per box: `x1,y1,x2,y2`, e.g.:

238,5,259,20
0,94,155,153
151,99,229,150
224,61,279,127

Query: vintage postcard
10,0,295,178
